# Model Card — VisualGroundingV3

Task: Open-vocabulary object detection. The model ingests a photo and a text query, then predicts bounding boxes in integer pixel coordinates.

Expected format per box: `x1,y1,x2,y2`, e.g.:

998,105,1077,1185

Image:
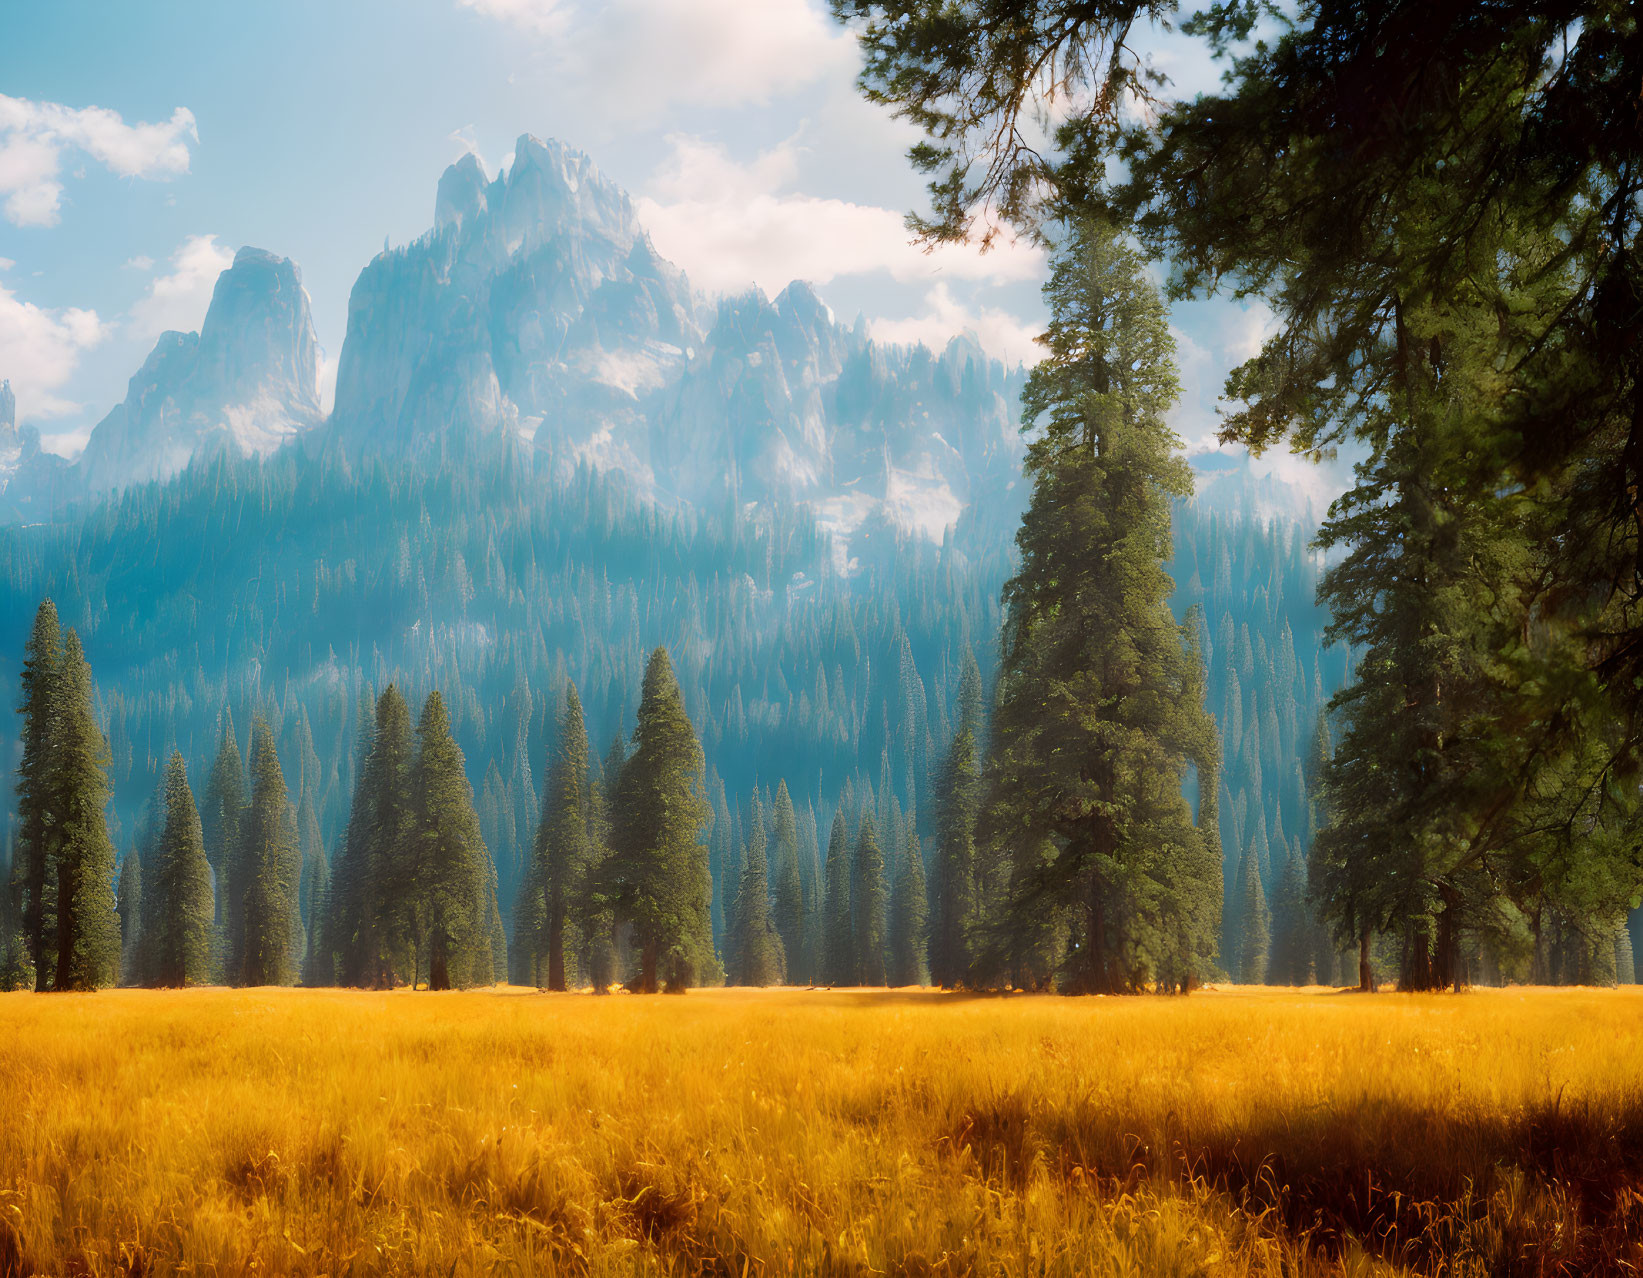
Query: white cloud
1225,299,1277,363
459,0,568,36
0,283,107,420
0,94,196,228
449,125,487,167
636,134,1045,298
0,257,13,272
317,348,339,414
37,422,95,460
458,0,855,120
870,283,1041,367
127,234,234,340
123,254,154,271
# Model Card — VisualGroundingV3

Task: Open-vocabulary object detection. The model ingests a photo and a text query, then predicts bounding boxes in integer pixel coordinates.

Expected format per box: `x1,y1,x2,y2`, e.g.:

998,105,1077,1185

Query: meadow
1,985,1640,1277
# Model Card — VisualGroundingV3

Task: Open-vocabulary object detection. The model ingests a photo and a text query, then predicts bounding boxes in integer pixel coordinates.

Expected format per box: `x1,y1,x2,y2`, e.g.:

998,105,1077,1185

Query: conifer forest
2,3,1642,1273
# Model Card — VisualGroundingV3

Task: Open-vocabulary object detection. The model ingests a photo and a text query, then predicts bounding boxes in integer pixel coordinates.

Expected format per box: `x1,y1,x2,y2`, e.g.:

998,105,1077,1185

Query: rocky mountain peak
11,137,1028,548
194,247,322,418
76,246,323,492
435,152,489,230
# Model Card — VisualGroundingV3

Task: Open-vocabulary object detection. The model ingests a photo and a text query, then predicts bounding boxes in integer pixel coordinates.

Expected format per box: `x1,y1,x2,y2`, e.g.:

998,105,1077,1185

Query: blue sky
0,0,1339,504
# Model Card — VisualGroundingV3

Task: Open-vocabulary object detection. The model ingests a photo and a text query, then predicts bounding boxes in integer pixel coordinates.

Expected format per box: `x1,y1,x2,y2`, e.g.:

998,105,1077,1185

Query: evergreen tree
729,791,784,985
367,687,420,984
1235,845,1269,985
325,690,381,986
151,751,214,986
15,599,61,989
930,647,982,986
482,847,509,984
822,811,853,985
1266,842,1310,986
999,835,1065,990
129,777,166,986
46,632,121,991
0,834,30,992
201,716,247,955
707,771,732,949
602,649,714,992
770,781,805,982
413,691,495,989
979,217,1221,993
851,815,888,986
582,734,625,993
798,801,825,985
333,685,415,986
238,719,300,986
511,845,547,985
116,848,143,985
888,824,929,986
1310,370,1530,990
297,796,330,985
532,682,591,991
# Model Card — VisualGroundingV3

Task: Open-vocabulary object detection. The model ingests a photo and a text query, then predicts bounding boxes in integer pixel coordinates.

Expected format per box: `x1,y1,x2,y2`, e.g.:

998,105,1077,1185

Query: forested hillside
0,424,1351,985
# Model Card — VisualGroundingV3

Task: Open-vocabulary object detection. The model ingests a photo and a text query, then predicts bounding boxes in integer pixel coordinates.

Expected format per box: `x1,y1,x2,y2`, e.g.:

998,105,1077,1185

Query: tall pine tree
1235,845,1269,985
201,715,246,959
531,681,591,991
822,811,853,985
980,217,1221,993
47,631,120,991
770,781,805,982
729,790,784,986
116,848,142,986
888,823,929,986
237,719,300,987
413,691,496,990
15,599,61,989
151,751,213,987
851,815,888,986
930,648,982,986
602,649,714,993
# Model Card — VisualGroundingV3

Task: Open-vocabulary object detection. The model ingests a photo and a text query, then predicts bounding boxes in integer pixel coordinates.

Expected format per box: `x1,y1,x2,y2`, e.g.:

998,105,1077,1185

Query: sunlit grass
2,984,1640,1275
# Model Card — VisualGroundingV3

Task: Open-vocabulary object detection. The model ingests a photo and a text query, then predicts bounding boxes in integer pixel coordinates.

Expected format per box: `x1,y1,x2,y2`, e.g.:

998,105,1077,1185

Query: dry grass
1,984,1641,1276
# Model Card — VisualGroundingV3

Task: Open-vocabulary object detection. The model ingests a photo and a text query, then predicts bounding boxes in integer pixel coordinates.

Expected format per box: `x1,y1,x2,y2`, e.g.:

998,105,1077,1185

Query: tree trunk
27,843,49,991
53,858,76,991
1434,886,1462,991
639,938,659,994
1358,926,1374,992
547,910,566,992
1401,918,1436,990
1083,869,1112,994
428,929,450,991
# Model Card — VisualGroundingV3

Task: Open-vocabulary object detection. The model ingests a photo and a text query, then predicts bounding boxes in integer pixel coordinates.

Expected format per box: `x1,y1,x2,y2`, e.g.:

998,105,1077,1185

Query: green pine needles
978,218,1222,994
12,601,120,990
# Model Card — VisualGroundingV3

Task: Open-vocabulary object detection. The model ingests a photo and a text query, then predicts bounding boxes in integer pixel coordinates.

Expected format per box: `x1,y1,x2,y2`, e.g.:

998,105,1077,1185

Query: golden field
1,985,1641,1276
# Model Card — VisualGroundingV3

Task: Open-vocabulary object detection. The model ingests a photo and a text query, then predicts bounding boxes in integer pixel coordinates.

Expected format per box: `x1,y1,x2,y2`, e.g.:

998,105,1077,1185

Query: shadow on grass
944,1091,1643,1274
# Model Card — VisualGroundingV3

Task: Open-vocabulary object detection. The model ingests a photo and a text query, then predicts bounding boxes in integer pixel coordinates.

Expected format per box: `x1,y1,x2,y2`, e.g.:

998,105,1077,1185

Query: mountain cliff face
328,135,1026,537
76,247,323,493
331,138,696,465
13,136,1026,542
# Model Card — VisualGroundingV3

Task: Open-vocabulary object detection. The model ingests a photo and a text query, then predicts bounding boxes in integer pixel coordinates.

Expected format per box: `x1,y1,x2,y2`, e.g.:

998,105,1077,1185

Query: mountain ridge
1,134,1034,546
0,133,1324,538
